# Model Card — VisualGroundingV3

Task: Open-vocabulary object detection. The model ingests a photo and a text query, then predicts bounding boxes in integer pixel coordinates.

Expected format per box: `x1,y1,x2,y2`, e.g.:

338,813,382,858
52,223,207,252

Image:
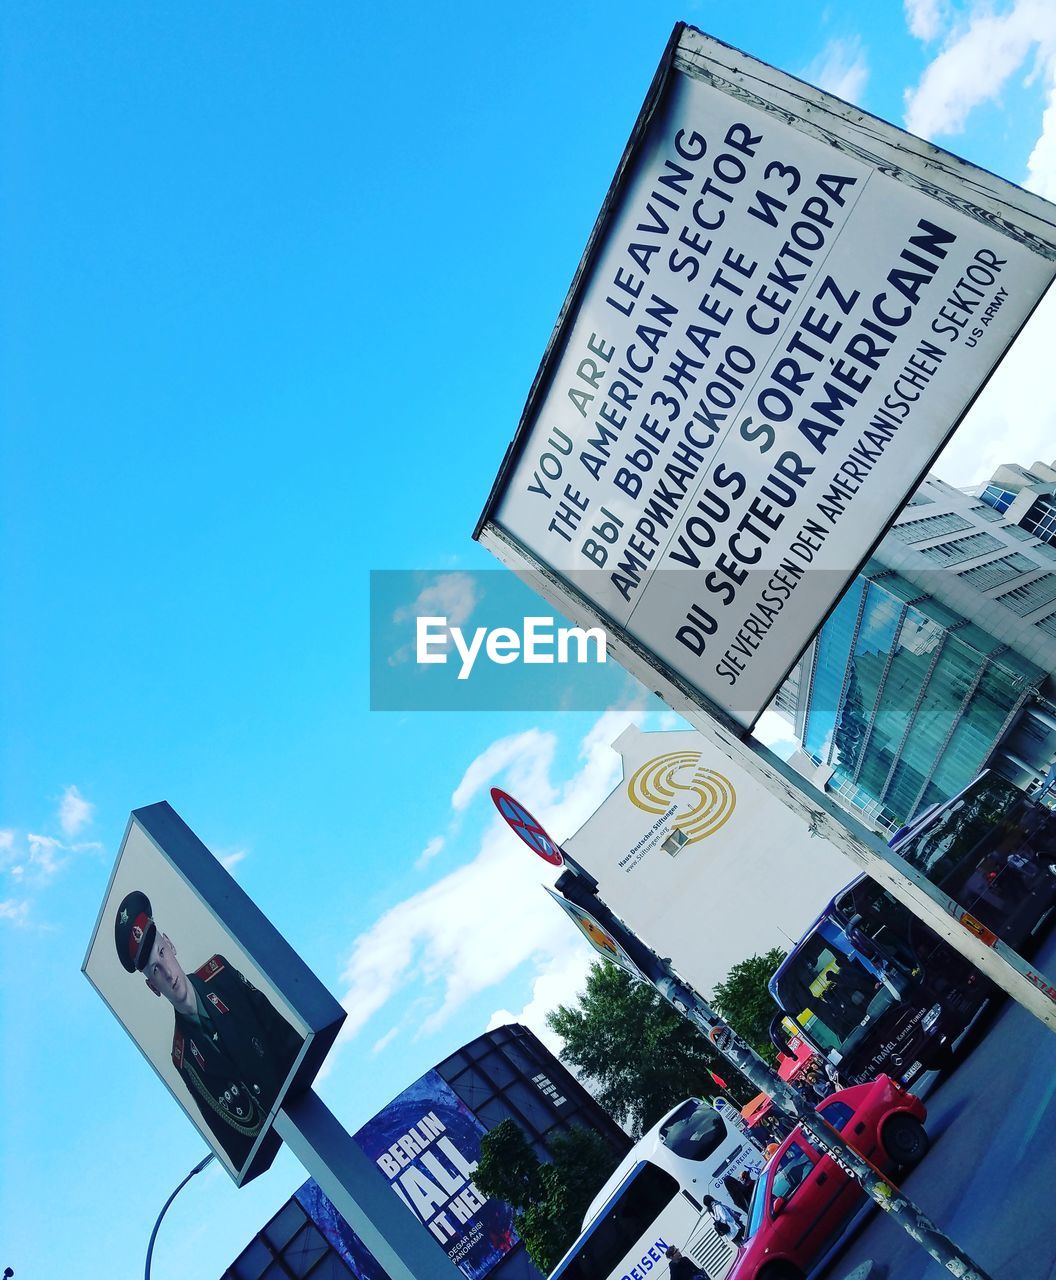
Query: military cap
115,889,157,973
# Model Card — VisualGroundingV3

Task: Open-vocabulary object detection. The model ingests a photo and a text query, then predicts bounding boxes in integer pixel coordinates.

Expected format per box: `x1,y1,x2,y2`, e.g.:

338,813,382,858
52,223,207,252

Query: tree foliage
474,1119,615,1274
546,962,754,1137
710,946,787,1064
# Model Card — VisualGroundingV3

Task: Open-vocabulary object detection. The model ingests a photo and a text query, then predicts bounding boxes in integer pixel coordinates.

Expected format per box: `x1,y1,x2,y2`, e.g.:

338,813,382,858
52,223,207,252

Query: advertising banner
83,802,345,1185
354,1070,519,1280
296,1180,393,1280
476,24,1056,728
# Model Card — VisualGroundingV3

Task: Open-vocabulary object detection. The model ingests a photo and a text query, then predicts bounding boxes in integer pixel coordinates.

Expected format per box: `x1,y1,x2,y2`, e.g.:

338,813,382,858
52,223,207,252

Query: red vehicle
727,1075,928,1280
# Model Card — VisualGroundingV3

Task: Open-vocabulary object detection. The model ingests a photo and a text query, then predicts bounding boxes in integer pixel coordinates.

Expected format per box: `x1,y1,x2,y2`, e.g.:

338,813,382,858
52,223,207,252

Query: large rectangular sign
476,23,1056,728
83,802,345,1185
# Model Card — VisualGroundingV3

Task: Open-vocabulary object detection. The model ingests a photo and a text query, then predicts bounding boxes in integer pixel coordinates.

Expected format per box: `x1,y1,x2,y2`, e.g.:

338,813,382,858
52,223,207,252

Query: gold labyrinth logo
627,752,736,844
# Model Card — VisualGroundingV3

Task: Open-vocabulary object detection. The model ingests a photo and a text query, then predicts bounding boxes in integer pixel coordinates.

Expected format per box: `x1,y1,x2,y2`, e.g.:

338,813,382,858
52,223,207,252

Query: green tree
473,1119,615,1274
546,961,754,1137
710,946,787,1064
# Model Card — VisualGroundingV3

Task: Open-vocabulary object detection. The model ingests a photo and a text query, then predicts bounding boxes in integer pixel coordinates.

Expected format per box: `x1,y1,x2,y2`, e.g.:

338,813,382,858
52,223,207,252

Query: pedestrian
701,1194,746,1244
723,1170,753,1214
664,1246,704,1279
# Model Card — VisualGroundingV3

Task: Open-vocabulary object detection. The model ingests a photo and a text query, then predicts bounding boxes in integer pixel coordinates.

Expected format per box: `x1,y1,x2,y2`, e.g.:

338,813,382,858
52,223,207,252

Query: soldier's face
144,933,190,1007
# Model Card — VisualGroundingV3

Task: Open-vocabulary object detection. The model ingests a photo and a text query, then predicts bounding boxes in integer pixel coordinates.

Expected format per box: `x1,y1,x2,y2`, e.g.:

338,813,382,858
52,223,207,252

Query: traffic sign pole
493,790,995,1280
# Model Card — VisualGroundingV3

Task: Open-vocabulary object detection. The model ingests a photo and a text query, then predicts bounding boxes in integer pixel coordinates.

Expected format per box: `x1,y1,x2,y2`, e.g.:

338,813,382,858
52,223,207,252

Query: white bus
549,1098,765,1280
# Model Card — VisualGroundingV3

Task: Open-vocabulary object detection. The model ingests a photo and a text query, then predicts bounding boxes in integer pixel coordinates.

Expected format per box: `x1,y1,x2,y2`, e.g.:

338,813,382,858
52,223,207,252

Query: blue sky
3,2,1056,1277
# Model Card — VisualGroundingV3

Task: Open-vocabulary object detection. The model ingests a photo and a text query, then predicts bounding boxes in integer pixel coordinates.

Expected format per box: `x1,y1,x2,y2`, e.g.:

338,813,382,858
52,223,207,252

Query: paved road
818,928,1056,1280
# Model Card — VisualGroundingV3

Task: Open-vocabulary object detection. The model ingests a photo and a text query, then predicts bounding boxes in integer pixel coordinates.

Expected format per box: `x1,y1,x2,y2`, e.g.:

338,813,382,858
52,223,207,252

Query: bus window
554,1163,678,1280
774,923,897,1060
770,772,1056,1087
836,884,918,991
659,1100,727,1161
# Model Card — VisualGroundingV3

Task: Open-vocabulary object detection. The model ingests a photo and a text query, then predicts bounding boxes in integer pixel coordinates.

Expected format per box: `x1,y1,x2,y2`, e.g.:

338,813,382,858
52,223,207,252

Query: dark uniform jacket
171,955,302,1167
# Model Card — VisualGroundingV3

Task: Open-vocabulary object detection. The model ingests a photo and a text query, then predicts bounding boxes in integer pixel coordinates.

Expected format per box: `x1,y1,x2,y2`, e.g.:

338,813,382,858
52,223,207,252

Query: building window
917,531,1004,564
1036,611,1056,639
906,492,934,506
997,574,1056,616
981,485,1017,514
1022,497,1056,544
969,503,1003,522
890,512,973,543
1003,523,1035,541
958,553,1038,593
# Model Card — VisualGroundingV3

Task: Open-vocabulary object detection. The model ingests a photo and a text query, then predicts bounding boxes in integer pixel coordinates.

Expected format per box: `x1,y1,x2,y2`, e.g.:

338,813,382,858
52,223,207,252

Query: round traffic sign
491,788,564,865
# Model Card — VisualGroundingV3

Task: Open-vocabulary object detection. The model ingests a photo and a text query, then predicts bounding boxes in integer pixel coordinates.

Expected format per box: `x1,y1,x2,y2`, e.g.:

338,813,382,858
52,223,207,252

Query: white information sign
478,25,1056,728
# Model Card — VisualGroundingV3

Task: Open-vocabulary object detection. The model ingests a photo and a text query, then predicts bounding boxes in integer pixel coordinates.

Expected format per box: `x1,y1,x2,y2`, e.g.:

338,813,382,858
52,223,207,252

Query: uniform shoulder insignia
172,1029,185,1069
195,955,225,981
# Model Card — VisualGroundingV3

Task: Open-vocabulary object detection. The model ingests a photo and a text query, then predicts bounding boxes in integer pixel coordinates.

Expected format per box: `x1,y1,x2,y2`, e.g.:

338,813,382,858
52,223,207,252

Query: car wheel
882,1112,930,1167
758,1263,804,1280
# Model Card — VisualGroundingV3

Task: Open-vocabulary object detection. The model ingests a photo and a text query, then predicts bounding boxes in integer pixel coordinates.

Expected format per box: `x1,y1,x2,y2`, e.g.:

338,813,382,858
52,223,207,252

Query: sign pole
494,791,996,1280
484,542,1056,1033
275,1090,463,1280
701,707,1056,1031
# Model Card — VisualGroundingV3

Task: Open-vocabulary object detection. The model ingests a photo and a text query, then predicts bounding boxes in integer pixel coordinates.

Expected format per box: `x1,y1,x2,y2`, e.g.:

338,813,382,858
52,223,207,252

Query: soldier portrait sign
83,802,345,1185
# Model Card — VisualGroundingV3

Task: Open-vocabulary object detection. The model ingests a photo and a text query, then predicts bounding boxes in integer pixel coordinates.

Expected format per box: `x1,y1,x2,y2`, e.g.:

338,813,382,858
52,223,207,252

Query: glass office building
797,560,1045,831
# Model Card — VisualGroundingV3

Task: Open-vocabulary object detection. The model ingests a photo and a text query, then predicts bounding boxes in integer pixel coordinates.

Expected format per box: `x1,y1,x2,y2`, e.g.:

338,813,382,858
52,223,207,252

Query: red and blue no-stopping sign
491,788,564,865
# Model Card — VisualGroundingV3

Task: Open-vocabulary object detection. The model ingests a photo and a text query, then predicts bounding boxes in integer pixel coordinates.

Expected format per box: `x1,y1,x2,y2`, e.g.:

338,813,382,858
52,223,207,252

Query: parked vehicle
548,1097,764,1280
727,1075,928,1280
768,771,1056,1086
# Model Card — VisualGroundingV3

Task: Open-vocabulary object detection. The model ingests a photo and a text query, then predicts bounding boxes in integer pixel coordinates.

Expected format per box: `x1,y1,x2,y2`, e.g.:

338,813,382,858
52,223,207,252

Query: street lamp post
144,1152,216,1280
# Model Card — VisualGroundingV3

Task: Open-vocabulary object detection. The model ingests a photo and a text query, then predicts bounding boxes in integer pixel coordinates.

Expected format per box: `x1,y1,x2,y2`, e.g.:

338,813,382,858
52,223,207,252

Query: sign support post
694,702,1056,1030
275,1090,464,1280
494,790,995,1280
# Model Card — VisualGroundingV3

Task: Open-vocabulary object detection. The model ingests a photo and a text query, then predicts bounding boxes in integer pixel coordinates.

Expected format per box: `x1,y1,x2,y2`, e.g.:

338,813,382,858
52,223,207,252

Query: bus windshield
892,773,1054,924
772,919,897,1058
658,1099,727,1161
769,771,1056,1077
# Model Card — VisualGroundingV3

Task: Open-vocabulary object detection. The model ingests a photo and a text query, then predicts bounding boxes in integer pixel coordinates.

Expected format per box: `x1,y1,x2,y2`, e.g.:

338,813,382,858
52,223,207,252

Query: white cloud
371,1027,400,1055
415,835,445,869
487,947,595,1061
26,833,64,880
388,572,482,666
904,0,1056,138
326,711,643,1070
905,0,949,42
393,573,480,629
450,728,557,813
903,4,1056,486
59,785,93,837
218,848,248,872
0,898,31,925
1025,75,1056,199
802,37,869,105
